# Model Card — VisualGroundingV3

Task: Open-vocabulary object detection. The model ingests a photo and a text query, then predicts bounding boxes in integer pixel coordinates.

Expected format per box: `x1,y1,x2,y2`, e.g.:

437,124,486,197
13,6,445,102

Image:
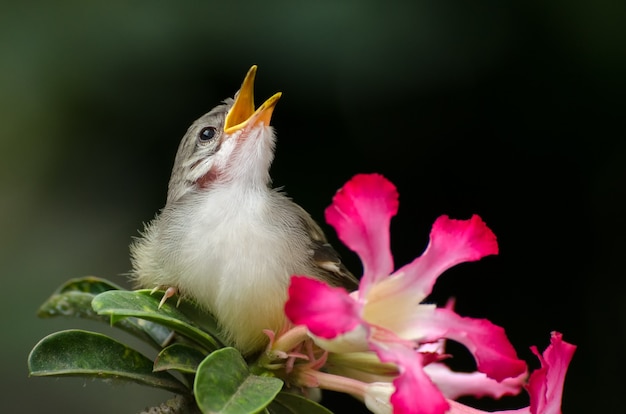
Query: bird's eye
198,126,217,143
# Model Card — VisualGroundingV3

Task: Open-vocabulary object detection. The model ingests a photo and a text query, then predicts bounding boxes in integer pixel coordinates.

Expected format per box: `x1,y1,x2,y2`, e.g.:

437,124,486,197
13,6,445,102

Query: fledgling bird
130,66,357,354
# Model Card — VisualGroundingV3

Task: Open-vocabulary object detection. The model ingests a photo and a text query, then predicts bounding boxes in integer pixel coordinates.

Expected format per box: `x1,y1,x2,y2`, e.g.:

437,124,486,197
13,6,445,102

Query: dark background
1,1,623,412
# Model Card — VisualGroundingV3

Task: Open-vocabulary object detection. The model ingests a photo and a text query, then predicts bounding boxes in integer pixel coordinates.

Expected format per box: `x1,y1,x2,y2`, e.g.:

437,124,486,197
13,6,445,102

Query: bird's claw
150,286,179,309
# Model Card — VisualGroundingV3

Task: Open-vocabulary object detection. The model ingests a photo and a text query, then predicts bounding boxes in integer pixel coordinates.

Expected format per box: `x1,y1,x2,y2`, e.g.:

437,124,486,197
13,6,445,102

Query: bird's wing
310,239,359,290
296,204,360,291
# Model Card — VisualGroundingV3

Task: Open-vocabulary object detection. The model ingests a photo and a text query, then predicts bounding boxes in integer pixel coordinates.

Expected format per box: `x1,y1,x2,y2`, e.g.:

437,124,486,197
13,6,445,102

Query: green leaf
133,318,177,348
194,347,283,414
38,279,173,349
38,276,124,319
38,290,101,319
55,276,126,294
267,392,334,414
92,290,222,352
177,299,224,343
154,343,206,373
28,329,187,393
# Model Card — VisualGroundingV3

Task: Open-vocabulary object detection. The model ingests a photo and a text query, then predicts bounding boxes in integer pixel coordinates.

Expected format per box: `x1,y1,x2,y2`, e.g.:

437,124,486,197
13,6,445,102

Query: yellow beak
224,65,282,134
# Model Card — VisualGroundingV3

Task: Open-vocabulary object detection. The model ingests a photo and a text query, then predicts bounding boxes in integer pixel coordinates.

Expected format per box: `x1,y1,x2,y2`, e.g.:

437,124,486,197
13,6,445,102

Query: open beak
224,65,282,134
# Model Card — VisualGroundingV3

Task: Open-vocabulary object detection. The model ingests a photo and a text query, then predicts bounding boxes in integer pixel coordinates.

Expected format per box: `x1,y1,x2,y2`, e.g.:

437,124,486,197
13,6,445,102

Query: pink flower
285,174,528,414
447,332,576,414
358,332,576,414
526,332,576,414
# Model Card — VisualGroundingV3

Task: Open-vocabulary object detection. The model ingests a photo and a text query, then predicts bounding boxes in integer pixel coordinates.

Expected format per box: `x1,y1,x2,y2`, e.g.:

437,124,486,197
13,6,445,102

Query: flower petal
424,362,526,400
390,214,498,300
285,276,362,339
435,332,576,414
373,341,449,414
447,400,529,414
325,174,398,293
406,307,527,382
527,332,576,414
364,382,394,414
310,325,370,353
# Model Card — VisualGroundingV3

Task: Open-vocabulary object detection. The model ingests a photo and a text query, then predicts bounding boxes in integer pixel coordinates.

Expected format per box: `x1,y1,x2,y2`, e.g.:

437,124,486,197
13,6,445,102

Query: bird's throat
196,166,220,189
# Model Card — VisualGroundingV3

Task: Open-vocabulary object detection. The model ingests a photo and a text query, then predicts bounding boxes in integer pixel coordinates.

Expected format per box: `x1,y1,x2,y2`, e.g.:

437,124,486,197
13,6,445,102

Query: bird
130,66,357,355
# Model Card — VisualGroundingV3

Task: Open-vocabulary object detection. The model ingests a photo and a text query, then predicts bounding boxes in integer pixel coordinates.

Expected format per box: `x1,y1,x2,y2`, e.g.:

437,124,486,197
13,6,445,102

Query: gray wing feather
293,202,359,290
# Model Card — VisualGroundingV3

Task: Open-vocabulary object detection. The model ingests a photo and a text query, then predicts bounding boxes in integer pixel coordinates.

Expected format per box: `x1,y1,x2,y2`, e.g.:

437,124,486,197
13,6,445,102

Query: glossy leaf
194,347,283,414
28,329,187,393
38,290,101,319
38,276,123,319
38,279,173,348
267,392,334,414
55,276,126,294
154,343,206,373
177,299,224,344
92,290,222,351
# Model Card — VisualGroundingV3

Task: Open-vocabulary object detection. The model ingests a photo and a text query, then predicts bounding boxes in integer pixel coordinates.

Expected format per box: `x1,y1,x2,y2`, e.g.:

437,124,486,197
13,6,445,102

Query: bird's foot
150,285,180,308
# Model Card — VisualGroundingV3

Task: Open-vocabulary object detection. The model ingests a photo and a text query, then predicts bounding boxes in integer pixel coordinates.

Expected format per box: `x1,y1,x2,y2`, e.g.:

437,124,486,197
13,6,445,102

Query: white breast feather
139,183,310,353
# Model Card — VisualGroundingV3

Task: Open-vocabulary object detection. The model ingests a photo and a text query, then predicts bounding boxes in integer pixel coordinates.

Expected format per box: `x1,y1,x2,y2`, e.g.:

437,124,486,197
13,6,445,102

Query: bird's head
167,66,281,204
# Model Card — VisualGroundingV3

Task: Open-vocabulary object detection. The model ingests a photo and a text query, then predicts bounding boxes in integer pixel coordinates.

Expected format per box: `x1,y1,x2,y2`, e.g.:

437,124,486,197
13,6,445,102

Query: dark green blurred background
2,1,624,412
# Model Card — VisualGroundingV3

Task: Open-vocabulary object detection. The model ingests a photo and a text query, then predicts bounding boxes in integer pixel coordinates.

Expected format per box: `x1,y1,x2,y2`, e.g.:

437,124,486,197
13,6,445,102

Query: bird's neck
212,179,271,205
217,125,275,189
173,180,273,225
